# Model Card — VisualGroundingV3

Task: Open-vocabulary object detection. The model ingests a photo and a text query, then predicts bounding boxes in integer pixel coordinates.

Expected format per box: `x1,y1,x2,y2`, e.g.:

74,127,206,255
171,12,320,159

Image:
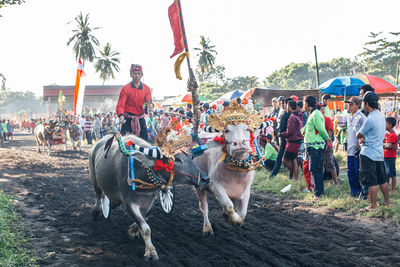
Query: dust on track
1,132,400,266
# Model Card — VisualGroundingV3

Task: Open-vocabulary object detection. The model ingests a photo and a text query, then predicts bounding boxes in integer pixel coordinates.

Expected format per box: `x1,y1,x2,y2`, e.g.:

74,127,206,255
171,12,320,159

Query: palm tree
194,35,217,81
95,43,121,84
67,12,100,63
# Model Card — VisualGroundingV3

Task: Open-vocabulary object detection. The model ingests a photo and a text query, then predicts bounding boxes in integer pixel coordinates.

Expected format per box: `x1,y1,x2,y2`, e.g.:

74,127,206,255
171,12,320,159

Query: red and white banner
74,58,86,115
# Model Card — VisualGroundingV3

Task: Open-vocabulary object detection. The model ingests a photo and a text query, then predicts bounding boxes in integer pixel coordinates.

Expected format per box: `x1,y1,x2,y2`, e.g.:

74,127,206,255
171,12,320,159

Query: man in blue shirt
356,92,390,210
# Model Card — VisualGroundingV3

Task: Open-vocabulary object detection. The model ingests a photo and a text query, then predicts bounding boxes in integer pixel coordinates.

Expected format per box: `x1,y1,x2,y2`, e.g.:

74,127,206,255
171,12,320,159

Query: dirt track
1,132,400,266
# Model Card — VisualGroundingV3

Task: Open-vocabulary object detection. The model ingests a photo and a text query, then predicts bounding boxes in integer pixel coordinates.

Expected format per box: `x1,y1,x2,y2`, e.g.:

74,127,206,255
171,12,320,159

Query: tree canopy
67,12,100,63
194,35,217,82
95,43,121,84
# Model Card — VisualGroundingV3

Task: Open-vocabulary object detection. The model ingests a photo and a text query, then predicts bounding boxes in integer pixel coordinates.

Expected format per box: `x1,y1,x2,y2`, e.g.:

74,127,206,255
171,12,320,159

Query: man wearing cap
200,103,211,125
116,64,152,141
356,91,390,210
345,96,366,197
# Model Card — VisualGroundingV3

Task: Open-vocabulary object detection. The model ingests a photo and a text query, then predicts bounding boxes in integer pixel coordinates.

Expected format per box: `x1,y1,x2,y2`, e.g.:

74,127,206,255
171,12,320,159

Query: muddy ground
1,132,400,266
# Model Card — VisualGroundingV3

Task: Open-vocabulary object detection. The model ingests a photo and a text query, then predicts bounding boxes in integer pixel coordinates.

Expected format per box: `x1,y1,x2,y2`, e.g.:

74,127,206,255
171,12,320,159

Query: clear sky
0,0,399,99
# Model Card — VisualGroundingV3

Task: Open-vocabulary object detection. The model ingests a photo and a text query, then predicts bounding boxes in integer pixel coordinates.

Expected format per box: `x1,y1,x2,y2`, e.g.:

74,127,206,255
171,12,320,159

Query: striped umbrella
356,74,399,94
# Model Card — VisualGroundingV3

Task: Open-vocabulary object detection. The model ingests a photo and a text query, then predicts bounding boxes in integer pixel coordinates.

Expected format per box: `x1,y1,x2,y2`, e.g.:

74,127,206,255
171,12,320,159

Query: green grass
253,151,400,224
0,190,37,266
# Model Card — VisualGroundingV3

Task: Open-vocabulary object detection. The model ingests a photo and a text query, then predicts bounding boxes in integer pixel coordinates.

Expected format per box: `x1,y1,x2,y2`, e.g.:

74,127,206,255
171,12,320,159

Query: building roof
43,85,124,98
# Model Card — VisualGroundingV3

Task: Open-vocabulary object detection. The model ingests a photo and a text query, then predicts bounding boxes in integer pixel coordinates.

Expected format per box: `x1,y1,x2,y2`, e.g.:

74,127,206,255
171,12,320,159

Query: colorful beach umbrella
319,76,365,96
356,74,398,94
181,93,207,103
219,90,243,101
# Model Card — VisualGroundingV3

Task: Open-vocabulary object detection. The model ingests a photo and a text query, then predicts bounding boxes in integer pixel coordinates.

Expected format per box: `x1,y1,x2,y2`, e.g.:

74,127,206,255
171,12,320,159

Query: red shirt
324,116,334,148
384,131,398,158
116,82,152,117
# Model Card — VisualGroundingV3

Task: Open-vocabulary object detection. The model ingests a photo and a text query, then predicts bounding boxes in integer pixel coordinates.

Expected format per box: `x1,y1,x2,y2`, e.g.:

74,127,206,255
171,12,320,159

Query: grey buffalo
89,134,209,261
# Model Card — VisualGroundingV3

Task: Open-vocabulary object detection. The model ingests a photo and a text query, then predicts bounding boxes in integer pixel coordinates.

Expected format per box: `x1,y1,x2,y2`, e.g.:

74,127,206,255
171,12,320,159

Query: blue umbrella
319,76,365,96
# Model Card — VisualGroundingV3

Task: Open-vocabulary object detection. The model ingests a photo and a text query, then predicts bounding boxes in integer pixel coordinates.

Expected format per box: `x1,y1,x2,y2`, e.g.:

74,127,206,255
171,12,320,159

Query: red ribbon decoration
213,135,225,144
250,132,255,153
154,160,174,173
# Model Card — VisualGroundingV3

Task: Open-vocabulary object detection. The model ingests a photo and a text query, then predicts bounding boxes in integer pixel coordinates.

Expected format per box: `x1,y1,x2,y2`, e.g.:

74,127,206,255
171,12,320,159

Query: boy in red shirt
383,117,398,193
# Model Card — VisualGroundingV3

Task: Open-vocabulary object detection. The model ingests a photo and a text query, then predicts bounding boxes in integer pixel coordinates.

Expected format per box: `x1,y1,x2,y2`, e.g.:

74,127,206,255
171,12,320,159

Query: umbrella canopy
153,102,162,109
161,95,185,107
181,93,208,103
356,74,398,94
319,76,365,96
219,89,243,101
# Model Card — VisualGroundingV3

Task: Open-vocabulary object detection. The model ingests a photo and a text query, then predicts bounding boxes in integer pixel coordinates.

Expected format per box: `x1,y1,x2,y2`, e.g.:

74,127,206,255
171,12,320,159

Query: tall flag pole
73,57,86,116
169,0,200,136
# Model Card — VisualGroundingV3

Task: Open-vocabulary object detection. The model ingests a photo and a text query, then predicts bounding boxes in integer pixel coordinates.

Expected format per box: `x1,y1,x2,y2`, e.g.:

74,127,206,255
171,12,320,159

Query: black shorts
384,157,396,178
284,150,298,161
359,155,386,187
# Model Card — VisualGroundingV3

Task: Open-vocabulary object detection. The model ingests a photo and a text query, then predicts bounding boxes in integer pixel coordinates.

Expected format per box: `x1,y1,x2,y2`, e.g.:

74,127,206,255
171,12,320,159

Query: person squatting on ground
259,134,278,171
116,64,152,141
345,96,366,197
302,96,329,201
356,91,390,210
280,100,303,180
383,116,397,193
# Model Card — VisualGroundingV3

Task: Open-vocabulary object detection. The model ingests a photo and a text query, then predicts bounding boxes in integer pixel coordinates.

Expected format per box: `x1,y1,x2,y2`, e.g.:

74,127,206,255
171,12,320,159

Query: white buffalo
195,110,269,235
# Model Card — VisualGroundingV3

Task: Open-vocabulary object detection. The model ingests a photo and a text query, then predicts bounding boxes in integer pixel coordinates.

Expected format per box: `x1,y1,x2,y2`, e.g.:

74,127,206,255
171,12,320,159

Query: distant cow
34,121,58,155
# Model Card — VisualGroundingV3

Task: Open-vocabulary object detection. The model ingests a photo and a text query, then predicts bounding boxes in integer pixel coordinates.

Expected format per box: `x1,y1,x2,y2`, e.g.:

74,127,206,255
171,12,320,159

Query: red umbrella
181,93,208,103
356,74,398,94
241,88,256,99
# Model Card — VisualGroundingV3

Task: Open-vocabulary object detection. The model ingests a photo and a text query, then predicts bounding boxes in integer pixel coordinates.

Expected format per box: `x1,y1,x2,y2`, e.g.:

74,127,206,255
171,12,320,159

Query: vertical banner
74,58,86,115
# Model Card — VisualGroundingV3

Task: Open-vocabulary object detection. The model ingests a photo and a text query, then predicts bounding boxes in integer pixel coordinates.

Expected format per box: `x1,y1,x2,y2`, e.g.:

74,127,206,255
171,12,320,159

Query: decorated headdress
155,121,192,159
208,98,264,132
130,64,143,73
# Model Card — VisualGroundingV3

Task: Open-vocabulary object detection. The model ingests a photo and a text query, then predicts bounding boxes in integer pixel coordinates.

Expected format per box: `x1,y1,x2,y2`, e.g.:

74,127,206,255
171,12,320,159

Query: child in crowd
259,134,278,172
384,117,398,193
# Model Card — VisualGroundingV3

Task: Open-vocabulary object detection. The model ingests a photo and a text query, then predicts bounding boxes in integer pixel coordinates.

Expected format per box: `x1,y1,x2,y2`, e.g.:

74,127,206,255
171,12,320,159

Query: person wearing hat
116,64,152,141
344,96,366,198
356,92,390,210
200,103,210,125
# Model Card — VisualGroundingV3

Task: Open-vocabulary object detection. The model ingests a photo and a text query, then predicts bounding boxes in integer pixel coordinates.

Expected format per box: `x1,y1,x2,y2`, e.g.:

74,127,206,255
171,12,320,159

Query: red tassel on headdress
250,132,255,153
213,135,225,144
154,160,174,172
